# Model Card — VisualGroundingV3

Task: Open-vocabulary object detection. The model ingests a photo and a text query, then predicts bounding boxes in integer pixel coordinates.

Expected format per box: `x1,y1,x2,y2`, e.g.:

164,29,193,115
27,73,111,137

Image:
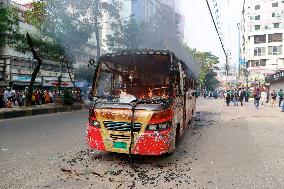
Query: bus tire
175,124,180,145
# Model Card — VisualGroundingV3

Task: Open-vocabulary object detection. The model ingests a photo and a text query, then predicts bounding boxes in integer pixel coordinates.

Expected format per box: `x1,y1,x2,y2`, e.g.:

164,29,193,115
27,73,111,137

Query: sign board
43,80,73,87
12,75,42,83
239,58,246,65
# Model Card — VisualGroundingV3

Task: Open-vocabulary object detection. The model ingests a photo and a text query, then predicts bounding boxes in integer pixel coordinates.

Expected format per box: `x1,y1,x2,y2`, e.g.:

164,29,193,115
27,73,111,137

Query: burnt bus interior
93,52,197,103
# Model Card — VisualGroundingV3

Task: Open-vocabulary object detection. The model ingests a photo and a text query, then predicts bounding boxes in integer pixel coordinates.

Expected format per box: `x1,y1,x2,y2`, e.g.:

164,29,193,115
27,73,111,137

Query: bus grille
110,134,131,141
103,121,142,132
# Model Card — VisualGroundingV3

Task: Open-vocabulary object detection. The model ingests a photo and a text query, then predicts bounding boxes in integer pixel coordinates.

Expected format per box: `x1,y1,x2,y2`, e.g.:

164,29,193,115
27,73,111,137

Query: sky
14,0,244,70
176,0,244,70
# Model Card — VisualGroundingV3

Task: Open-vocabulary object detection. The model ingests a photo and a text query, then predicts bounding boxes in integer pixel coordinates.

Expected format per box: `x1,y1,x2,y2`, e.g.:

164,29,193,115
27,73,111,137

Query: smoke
41,0,200,78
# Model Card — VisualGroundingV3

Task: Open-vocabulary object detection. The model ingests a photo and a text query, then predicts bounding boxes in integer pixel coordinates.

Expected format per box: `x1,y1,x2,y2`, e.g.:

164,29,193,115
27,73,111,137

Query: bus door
178,62,187,131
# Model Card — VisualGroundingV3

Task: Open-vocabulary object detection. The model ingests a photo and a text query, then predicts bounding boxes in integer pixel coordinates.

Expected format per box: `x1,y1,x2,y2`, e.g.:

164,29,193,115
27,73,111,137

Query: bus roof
99,49,198,80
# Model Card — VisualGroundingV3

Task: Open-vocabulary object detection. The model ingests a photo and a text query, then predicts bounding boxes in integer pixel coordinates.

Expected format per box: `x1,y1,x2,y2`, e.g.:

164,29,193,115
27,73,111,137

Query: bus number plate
113,142,127,149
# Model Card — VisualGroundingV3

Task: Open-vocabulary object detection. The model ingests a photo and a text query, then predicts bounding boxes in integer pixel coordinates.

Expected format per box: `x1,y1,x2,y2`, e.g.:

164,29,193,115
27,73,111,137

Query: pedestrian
225,90,231,106
5,97,14,108
253,89,261,109
239,88,245,106
35,91,40,105
278,89,283,107
266,90,270,103
282,99,284,112
260,89,267,106
245,89,250,102
4,87,12,101
0,91,5,108
31,92,36,105
233,89,239,106
45,90,51,104
271,90,277,107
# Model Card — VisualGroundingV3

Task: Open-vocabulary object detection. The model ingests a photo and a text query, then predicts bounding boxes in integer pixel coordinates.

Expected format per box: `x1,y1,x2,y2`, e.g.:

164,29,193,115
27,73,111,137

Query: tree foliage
75,66,95,82
0,7,19,49
106,18,141,52
186,47,220,91
37,0,121,61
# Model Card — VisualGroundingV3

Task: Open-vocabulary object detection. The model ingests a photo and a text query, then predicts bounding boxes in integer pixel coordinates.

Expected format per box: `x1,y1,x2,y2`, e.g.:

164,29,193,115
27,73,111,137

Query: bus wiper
93,95,119,102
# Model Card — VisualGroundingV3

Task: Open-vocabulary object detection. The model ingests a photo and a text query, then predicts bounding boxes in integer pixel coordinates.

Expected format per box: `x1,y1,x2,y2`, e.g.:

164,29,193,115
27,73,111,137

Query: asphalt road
0,99,284,189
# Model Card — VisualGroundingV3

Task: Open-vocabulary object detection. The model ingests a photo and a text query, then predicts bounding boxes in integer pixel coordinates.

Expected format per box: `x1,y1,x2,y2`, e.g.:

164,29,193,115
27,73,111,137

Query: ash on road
0,99,284,189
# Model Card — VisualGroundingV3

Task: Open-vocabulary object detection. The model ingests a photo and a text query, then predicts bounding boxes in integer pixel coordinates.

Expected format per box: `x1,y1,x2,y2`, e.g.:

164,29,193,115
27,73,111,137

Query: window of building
260,59,266,66
268,45,283,55
254,25,260,31
273,23,280,28
254,47,266,56
148,1,155,17
255,15,260,20
251,60,266,67
254,35,266,44
246,62,250,68
255,5,260,10
268,33,282,42
272,2,278,7
272,12,276,17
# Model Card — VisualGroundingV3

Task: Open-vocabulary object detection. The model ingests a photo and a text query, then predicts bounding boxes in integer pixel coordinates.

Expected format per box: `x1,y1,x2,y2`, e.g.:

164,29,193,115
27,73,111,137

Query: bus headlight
89,119,100,128
146,121,172,131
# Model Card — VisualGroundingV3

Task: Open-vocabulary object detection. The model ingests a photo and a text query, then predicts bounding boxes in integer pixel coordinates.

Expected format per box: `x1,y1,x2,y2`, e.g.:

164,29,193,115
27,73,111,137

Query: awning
12,82,42,86
0,81,8,87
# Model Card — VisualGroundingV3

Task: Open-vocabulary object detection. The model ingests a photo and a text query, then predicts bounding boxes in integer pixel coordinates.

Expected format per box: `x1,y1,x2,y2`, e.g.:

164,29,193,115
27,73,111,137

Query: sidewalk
0,103,89,120
220,98,283,122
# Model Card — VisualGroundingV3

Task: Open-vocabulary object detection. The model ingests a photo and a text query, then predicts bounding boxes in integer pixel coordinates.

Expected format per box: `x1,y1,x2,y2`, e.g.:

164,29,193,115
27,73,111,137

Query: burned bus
86,50,197,155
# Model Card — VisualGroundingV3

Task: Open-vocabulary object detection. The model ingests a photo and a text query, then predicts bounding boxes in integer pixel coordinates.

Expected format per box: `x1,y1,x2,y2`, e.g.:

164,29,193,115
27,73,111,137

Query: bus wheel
175,124,180,145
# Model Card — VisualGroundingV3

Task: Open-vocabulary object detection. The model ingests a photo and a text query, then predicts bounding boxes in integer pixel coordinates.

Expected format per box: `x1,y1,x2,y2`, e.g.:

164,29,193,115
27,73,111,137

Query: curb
0,104,89,120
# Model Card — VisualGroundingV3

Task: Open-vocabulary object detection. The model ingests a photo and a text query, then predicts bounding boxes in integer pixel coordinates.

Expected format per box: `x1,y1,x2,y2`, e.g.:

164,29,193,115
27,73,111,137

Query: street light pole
237,23,241,79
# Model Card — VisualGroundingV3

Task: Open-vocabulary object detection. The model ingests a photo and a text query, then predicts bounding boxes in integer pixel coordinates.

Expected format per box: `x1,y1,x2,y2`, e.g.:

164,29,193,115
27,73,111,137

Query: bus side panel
172,96,185,138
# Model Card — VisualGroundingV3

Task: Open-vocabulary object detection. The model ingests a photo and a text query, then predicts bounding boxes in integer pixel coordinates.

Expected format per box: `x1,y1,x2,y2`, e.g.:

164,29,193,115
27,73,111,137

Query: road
0,98,284,189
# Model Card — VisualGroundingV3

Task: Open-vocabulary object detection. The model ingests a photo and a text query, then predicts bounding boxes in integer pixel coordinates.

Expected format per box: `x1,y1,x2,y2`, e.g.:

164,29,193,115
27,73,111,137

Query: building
0,0,75,89
269,70,284,91
240,0,284,77
131,0,184,42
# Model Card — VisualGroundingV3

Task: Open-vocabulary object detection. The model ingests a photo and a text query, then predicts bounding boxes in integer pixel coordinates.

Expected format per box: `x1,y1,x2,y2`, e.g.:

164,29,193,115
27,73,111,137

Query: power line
205,0,227,57
205,0,229,76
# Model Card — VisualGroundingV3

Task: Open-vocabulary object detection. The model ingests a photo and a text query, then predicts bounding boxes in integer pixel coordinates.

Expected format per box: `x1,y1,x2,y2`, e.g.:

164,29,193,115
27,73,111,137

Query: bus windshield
94,54,172,102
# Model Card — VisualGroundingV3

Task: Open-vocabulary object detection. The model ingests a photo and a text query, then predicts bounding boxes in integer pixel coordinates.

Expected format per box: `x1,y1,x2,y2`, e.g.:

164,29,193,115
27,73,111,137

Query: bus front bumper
86,125,175,155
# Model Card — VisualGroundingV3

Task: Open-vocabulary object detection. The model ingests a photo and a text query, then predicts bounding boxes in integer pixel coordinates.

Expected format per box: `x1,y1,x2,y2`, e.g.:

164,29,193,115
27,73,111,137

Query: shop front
11,75,42,90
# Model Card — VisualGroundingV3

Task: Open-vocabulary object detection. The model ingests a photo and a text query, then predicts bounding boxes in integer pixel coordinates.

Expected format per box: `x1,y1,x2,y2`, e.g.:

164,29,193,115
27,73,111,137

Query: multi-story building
100,0,185,55
131,0,184,42
240,0,284,77
0,0,75,89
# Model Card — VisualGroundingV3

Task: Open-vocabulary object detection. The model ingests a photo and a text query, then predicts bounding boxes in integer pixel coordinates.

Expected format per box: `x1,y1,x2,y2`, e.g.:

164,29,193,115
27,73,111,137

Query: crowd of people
223,88,284,112
0,87,84,109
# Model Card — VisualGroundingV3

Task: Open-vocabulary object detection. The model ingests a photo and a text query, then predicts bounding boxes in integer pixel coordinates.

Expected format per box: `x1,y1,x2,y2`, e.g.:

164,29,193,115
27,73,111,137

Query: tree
186,46,220,91
0,7,19,49
106,18,141,52
41,0,121,61
75,66,95,82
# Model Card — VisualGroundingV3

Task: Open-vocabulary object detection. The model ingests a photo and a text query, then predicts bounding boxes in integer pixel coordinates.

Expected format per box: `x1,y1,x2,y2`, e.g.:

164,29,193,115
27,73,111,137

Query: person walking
271,90,277,107
261,89,267,106
266,89,270,103
233,89,239,106
245,89,250,102
278,89,283,107
44,90,51,104
0,91,5,108
239,88,245,106
225,90,231,106
253,89,261,109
